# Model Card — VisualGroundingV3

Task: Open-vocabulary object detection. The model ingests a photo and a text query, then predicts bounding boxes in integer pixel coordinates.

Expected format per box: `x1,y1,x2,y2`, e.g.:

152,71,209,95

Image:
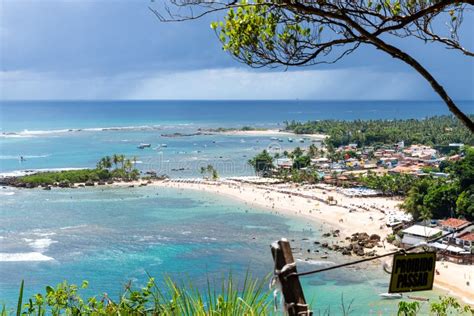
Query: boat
288,137,294,142
270,137,278,141
408,296,429,301
161,144,168,147
298,138,305,143
379,293,403,299
137,143,151,149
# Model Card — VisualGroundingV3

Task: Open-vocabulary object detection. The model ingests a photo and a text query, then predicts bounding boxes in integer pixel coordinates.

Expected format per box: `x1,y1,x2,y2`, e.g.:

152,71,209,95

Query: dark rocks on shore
85,181,95,186
58,181,71,188
369,234,381,241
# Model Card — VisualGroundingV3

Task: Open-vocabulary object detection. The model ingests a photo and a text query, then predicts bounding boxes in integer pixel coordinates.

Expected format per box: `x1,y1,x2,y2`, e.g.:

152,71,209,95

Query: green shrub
6,274,272,315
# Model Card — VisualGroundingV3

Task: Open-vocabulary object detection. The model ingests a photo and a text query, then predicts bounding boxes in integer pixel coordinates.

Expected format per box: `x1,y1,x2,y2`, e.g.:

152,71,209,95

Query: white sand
218,129,327,139
73,178,474,305
152,180,397,248
434,261,474,305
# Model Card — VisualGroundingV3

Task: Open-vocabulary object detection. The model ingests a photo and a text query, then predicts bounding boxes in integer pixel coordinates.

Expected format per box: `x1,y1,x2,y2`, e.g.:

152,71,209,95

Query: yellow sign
389,252,436,293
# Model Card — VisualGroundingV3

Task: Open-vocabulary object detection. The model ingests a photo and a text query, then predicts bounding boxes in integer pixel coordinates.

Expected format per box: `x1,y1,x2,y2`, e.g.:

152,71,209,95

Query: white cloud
0,67,431,100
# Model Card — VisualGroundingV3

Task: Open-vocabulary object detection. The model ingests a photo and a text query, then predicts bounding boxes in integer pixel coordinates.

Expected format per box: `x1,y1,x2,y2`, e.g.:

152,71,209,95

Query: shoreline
150,179,474,305
2,178,473,305
216,129,327,139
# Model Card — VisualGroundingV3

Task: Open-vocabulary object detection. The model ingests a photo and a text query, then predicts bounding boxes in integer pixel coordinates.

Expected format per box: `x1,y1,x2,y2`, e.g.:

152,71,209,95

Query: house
275,158,293,169
400,225,442,248
439,218,471,236
428,242,471,264
457,232,474,251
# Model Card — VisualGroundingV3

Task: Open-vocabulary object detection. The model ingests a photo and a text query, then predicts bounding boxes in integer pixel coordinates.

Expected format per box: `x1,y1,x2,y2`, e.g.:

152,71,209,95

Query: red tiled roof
439,218,471,228
458,232,474,241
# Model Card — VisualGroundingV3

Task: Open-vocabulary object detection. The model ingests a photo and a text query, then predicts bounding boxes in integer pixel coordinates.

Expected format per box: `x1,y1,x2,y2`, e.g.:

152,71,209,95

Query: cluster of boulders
317,232,382,257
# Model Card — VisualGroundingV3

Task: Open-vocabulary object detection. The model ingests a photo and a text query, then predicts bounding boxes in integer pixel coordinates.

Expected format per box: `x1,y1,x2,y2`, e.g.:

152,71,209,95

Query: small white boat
161,144,168,147
288,137,294,142
137,143,151,149
379,293,402,299
270,137,278,141
298,138,305,143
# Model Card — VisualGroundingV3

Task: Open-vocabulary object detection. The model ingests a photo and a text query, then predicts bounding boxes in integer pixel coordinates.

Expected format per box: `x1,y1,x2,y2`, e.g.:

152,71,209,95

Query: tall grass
3,274,272,315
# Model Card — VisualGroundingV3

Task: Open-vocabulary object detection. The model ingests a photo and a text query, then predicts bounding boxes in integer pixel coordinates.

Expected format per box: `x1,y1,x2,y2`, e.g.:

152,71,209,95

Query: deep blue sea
1,100,472,314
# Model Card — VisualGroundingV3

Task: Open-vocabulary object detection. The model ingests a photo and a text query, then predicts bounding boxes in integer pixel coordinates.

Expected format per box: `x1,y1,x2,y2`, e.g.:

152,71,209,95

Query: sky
0,0,473,101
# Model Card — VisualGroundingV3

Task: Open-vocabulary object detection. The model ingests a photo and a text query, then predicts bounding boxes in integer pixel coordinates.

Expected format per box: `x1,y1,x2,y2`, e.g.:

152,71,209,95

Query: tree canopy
155,1,474,131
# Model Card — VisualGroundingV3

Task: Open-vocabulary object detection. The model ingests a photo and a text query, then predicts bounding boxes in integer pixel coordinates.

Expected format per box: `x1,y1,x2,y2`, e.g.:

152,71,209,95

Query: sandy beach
217,129,328,140
68,177,474,305
143,178,472,305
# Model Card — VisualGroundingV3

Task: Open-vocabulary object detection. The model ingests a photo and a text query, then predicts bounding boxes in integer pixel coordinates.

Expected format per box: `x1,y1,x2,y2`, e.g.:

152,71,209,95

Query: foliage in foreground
398,296,473,316
4,276,474,315
4,275,272,316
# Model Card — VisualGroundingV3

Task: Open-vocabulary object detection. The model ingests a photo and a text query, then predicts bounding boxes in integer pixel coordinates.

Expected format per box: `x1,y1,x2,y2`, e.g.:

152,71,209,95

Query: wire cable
288,223,473,279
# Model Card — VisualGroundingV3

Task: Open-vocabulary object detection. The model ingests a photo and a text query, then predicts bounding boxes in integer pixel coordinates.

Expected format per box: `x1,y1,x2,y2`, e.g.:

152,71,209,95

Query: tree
112,154,120,169
119,154,125,169
401,178,432,220
308,144,319,158
248,150,274,176
293,155,311,169
200,164,219,179
155,1,474,131
456,189,474,218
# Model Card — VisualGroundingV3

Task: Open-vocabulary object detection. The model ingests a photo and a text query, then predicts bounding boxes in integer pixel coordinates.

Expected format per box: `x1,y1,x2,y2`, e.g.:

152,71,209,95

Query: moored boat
379,293,403,299
137,143,151,149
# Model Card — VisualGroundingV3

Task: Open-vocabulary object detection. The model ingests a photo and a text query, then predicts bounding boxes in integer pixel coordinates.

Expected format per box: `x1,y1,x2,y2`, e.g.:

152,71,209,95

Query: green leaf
16,280,24,316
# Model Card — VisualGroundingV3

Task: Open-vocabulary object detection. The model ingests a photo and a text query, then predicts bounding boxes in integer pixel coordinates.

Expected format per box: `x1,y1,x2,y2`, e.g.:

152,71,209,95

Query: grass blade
16,280,24,316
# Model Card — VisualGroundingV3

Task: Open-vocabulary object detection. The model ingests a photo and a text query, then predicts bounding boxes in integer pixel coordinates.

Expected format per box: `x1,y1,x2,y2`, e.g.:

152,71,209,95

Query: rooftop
403,225,442,237
439,218,471,228
458,232,474,241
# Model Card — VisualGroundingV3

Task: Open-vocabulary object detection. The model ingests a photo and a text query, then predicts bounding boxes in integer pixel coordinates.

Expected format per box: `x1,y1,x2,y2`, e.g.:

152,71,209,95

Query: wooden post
271,238,311,316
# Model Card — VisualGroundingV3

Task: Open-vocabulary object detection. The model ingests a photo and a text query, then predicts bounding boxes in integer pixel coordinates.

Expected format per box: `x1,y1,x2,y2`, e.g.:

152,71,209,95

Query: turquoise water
0,100,462,314
0,186,440,314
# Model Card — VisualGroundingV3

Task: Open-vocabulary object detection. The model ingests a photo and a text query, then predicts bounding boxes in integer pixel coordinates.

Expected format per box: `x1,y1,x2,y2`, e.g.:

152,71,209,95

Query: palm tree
112,154,119,169
124,159,133,172
102,156,112,169
308,144,318,158
119,154,125,169
200,166,206,178
132,156,138,169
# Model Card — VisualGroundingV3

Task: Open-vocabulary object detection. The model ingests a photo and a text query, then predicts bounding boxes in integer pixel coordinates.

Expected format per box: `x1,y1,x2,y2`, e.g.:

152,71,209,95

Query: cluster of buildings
399,218,473,264
273,142,465,184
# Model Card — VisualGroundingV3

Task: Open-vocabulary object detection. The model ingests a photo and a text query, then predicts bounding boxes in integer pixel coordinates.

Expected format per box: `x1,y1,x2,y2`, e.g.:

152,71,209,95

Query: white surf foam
1,125,165,138
297,259,336,266
0,252,54,262
59,224,87,230
0,167,87,178
23,238,57,251
0,154,50,160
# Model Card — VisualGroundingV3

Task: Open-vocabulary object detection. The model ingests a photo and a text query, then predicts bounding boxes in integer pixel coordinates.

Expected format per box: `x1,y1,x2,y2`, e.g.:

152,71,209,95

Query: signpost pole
271,238,311,316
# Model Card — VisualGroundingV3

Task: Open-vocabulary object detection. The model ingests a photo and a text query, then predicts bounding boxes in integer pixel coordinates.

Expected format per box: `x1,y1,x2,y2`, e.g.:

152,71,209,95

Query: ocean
1,100,472,314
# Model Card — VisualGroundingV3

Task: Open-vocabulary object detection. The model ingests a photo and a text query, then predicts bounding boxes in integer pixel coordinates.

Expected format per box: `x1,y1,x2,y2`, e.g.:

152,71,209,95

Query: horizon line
2,99,474,102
